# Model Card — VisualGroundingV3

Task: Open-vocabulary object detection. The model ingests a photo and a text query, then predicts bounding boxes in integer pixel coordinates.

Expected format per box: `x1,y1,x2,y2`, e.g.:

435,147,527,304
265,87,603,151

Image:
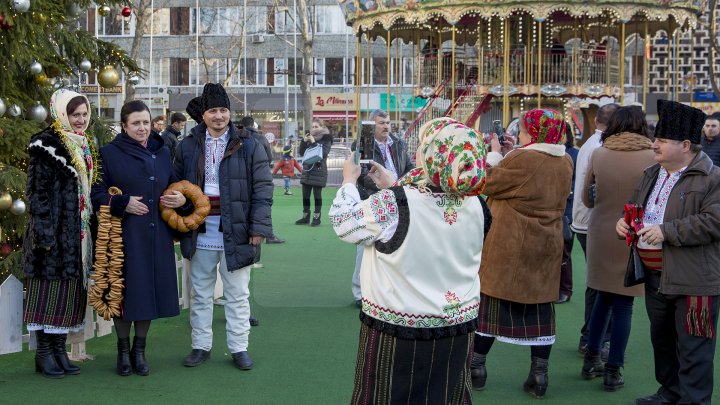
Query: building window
143,8,170,35
230,58,267,86
191,7,242,35
98,9,134,36
328,58,345,86
136,59,169,86
170,7,190,35
402,57,414,87
287,58,302,86
315,5,350,34
246,6,268,34
170,58,189,86
372,58,388,85
273,7,297,34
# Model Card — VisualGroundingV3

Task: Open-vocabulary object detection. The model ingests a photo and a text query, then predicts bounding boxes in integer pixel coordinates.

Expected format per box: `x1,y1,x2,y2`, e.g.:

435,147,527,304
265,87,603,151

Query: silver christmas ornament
0,97,6,117
8,104,21,117
420,86,434,98
9,199,26,216
79,58,92,72
29,60,43,75
128,74,140,85
29,102,48,122
13,0,31,13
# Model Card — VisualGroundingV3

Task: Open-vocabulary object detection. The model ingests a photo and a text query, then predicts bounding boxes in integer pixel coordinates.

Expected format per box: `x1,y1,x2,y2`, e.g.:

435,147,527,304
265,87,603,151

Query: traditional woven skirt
351,322,474,405
24,277,86,333
476,293,556,345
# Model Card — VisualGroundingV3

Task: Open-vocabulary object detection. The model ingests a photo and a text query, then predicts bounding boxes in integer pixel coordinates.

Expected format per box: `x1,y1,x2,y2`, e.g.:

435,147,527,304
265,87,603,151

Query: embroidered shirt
375,137,398,180
330,184,484,330
638,166,687,249
197,129,229,251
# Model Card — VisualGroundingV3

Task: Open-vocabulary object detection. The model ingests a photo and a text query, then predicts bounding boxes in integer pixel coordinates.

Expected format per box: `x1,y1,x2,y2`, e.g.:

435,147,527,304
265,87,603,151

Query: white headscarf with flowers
49,89,94,286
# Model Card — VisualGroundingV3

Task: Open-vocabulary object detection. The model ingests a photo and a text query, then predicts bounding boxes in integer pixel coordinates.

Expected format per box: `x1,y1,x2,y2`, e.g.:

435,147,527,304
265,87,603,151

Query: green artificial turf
0,186,718,404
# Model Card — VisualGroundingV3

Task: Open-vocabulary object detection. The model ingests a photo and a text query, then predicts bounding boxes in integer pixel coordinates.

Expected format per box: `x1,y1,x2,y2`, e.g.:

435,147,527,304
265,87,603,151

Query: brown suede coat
480,145,573,304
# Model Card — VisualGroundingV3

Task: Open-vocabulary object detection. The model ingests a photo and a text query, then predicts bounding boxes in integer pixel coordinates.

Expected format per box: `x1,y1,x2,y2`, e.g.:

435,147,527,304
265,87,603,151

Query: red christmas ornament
0,244,12,257
121,6,132,17
0,13,11,31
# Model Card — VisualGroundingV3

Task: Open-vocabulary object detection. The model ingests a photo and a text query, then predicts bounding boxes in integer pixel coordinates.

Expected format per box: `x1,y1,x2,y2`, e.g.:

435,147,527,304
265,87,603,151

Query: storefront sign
687,102,720,115
80,85,123,94
380,93,428,112
312,92,356,112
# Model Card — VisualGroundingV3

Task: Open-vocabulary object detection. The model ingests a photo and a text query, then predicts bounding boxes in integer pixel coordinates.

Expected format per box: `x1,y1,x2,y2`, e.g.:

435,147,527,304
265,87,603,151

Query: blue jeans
283,176,290,191
587,291,634,367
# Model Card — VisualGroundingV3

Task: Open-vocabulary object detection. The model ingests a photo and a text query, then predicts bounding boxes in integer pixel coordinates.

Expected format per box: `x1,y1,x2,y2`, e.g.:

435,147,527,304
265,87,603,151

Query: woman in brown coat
471,109,573,399
580,106,655,391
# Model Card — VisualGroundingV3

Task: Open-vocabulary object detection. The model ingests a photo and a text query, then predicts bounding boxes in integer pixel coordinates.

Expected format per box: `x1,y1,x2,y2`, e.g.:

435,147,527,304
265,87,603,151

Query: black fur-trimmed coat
23,128,85,280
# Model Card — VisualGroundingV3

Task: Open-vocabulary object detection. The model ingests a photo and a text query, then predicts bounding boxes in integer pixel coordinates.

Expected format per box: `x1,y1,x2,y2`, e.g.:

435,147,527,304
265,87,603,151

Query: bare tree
273,0,315,132
194,7,252,89
125,0,152,103
704,1,720,96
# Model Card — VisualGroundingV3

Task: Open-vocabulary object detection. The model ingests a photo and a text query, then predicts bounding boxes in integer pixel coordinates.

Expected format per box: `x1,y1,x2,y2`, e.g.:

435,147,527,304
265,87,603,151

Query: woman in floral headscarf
470,109,573,399
330,117,490,404
23,89,96,378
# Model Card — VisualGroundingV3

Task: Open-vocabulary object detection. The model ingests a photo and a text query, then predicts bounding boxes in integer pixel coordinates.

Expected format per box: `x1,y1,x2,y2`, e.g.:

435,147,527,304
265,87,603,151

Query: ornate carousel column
620,20,627,104
537,18,543,109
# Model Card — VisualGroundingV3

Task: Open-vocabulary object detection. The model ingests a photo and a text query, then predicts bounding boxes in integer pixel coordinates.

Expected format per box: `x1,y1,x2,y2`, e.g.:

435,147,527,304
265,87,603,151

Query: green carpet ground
1,186,718,404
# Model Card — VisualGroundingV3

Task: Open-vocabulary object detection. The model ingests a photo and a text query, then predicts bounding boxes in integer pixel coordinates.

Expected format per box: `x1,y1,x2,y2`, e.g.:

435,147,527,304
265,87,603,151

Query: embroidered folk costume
331,117,488,404
23,89,95,334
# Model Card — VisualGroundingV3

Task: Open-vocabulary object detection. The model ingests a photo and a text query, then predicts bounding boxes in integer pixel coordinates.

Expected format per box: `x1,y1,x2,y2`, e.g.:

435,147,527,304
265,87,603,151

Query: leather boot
295,212,310,225
581,353,604,379
470,353,487,390
603,364,625,392
34,331,65,379
51,334,80,375
130,336,150,376
522,356,549,399
311,213,321,226
116,337,132,376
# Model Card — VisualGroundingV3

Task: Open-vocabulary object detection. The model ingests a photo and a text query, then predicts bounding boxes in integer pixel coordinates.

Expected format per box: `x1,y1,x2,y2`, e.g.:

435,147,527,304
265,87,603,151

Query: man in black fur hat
616,100,720,405
175,83,273,371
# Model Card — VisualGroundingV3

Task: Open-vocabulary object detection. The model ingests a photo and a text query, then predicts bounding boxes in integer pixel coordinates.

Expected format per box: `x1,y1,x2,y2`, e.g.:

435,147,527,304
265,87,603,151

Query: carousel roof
339,0,707,39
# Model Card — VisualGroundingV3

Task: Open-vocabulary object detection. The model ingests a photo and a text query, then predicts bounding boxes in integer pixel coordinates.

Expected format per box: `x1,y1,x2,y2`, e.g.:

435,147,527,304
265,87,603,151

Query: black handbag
623,244,646,287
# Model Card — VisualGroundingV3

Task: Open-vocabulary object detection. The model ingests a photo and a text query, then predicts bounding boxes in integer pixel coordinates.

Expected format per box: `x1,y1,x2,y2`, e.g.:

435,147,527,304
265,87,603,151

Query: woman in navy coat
91,100,185,377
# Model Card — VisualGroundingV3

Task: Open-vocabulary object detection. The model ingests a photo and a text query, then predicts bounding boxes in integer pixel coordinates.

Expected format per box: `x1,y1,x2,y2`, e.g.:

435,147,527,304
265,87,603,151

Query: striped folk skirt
351,322,474,405
476,293,556,345
24,277,86,333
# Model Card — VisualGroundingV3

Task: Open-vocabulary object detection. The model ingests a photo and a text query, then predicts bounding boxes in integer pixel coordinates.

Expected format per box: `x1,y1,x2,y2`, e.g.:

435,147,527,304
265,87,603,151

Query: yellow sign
80,85,123,94
688,102,720,115
311,92,355,112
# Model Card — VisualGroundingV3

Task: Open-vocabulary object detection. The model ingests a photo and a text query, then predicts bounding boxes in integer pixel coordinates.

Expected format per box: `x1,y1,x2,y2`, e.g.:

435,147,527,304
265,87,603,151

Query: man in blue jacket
175,83,273,370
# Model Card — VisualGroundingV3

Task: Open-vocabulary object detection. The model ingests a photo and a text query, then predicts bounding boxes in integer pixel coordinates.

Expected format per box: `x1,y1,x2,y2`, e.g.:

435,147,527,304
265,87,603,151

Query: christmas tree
0,0,140,283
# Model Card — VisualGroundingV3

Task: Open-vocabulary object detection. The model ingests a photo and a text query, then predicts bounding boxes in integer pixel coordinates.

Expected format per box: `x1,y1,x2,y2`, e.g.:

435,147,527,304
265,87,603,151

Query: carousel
339,0,707,148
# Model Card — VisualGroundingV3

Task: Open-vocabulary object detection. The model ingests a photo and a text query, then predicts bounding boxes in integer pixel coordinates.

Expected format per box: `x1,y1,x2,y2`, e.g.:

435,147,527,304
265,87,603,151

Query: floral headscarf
396,117,487,196
50,89,91,135
522,108,566,145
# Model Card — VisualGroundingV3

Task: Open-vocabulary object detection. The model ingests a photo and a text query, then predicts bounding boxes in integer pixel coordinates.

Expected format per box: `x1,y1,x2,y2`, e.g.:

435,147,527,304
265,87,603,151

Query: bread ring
159,180,210,232
90,187,125,321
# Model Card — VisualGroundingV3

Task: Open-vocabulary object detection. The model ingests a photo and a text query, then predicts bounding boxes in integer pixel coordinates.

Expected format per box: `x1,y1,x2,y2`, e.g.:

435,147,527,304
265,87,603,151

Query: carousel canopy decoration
339,0,707,37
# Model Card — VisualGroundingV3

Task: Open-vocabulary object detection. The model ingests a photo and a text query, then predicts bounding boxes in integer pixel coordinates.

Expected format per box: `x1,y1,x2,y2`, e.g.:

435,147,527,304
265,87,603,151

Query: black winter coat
299,132,333,187
91,132,180,320
174,122,273,271
23,128,85,280
160,125,180,162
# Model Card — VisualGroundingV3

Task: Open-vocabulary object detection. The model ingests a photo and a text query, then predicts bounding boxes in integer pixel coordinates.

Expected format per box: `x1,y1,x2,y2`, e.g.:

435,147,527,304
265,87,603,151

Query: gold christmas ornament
0,193,12,211
97,65,120,89
33,73,49,86
98,6,110,17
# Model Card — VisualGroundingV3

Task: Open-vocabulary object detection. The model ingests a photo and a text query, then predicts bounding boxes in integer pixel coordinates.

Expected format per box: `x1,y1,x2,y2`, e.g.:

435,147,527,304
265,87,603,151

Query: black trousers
644,270,719,405
576,233,612,345
302,184,323,213
559,234,574,296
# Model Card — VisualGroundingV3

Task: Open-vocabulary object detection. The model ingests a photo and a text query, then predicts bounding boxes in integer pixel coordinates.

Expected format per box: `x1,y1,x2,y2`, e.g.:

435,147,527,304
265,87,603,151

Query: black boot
51,334,80,375
34,331,65,379
603,364,625,392
295,212,310,225
311,213,321,226
470,353,487,391
116,337,132,376
130,336,150,376
581,353,604,380
523,356,549,399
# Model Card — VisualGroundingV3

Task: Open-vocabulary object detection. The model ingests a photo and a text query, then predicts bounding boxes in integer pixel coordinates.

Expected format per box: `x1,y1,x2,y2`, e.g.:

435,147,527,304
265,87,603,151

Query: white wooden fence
0,250,201,357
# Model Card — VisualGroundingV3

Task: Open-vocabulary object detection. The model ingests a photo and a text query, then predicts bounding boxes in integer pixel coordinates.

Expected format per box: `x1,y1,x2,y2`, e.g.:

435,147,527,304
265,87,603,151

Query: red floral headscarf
396,118,487,196
522,108,566,145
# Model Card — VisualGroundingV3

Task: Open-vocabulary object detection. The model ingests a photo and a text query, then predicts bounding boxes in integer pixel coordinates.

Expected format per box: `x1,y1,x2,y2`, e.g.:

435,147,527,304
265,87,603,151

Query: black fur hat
655,99,706,144
201,83,230,113
186,96,203,123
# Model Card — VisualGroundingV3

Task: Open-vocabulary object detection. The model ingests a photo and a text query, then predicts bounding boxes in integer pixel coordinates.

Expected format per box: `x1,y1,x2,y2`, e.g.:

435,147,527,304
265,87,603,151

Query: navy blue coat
174,122,273,271
91,132,180,321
